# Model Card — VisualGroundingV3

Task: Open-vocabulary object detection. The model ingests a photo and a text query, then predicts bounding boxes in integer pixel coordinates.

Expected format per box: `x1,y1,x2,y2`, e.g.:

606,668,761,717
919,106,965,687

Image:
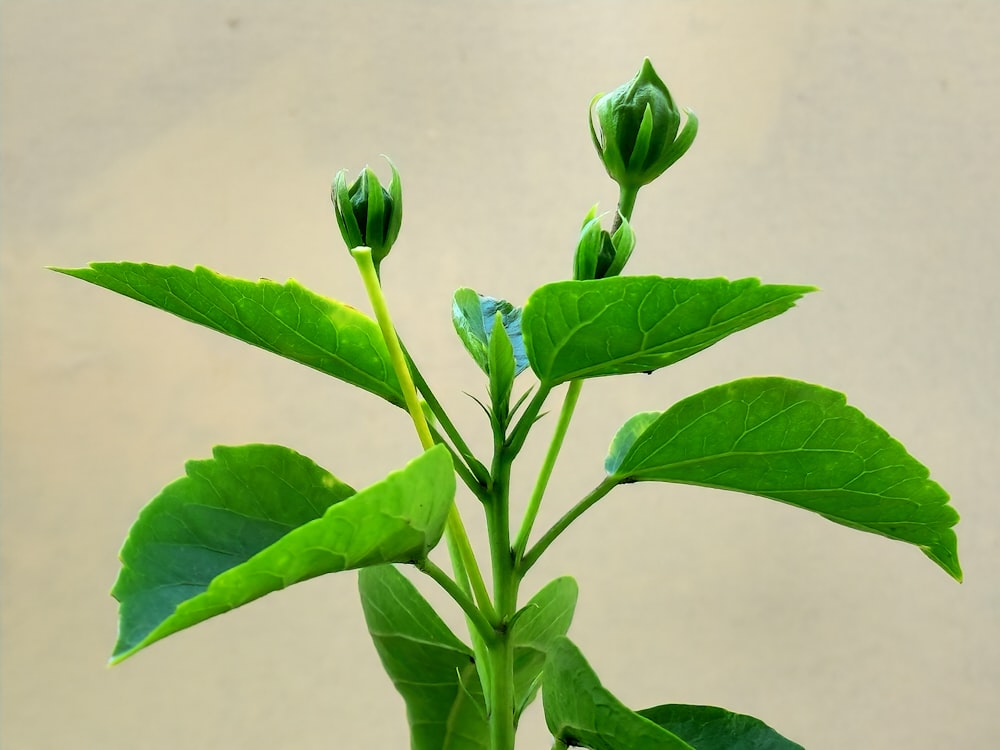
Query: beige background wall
3,2,998,748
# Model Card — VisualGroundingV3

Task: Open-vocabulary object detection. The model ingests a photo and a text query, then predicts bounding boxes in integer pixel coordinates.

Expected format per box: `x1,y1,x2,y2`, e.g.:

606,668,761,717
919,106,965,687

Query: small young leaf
358,565,489,750
637,704,805,750
543,636,696,750
522,276,814,386
510,576,578,718
111,445,455,663
451,288,529,376
51,263,405,406
608,377,961,580
488,311,516,419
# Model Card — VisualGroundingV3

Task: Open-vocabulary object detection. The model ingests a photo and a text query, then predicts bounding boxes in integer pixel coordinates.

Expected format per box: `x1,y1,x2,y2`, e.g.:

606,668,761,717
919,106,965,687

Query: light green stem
417,558,494,643
513,380,583,564
351,247,497,624
521,476,619,573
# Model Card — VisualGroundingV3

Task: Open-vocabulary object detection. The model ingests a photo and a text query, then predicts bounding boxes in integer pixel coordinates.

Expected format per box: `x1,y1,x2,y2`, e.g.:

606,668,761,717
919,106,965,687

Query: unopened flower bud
573,205,636,281
332,157,402,271
590,58,698,190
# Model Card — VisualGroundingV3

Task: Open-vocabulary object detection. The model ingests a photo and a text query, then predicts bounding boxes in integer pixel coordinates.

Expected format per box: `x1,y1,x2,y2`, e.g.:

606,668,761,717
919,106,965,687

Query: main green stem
350,248,496,623
487,422,518,750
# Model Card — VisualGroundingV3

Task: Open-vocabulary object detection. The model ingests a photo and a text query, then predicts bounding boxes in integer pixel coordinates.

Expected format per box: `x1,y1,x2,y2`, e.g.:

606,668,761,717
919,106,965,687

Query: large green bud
572,205,636,281
590,58,698,190
331,157,402,272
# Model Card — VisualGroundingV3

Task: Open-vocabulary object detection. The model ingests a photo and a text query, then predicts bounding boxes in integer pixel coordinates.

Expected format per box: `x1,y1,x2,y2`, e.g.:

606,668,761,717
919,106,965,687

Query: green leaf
511,576,578,718
51,263,404,406
608,377,961,580
359,569,579,746
358,565,488,750
451,288,529,376
521,276,814,386
111,444,455,663
543,636,695,750
637,704,805,750
605,411,661,475
488,312,516,419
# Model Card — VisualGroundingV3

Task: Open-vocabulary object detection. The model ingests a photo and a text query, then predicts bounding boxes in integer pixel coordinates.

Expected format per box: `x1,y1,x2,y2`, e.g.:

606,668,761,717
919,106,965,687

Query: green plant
53,59,960,750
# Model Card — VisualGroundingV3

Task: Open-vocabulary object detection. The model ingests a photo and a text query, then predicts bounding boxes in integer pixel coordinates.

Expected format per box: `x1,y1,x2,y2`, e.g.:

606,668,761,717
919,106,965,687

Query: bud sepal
332,156,403,273
572,205,636,281
590,58,698,191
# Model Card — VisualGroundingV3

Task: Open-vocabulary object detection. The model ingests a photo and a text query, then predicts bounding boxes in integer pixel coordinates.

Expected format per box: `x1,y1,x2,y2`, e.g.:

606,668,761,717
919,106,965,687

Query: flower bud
573,205,636,281
590,58,698,190
331,156,402,271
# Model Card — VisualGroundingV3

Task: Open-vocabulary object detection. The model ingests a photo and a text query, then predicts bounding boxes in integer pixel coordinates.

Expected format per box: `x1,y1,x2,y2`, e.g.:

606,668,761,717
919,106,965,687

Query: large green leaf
112,445,454,663
543,636,695,750
511,576,578,718
607,377,961,580
637,704,805,750
359,565,488,750
521,276,814,385
51,263,404,405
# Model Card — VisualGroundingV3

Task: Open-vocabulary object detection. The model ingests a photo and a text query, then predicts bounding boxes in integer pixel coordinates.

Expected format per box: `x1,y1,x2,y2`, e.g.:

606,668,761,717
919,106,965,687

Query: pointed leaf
452,288,529,376
543,636,696,750
359,565,488,750
51,263,404,406
522,276,814,386
637,704,805,750
511,576,578,718
112,445,455,663
608,377,961,580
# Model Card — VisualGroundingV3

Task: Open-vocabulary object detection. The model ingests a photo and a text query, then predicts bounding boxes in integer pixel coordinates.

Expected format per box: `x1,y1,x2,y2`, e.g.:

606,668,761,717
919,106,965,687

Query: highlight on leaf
606,377,961,580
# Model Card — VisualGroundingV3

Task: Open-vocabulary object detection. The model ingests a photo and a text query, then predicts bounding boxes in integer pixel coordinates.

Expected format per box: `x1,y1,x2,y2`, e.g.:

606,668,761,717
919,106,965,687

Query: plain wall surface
3,2,998,748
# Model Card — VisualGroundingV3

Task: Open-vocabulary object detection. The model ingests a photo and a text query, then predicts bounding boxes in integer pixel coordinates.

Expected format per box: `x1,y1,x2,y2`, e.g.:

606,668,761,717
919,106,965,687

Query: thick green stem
487,628,516,750
521,476,620,573
351,247,496,624
513,380,583,564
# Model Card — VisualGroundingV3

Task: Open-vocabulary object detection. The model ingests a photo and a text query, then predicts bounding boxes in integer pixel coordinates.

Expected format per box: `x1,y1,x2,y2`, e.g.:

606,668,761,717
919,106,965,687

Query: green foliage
359,567,578,750
637,704,805,750
112,445,454,663
51,263,405,406
605,377,960,580
521,276,814,386
543,636,696,749
55,59,961,750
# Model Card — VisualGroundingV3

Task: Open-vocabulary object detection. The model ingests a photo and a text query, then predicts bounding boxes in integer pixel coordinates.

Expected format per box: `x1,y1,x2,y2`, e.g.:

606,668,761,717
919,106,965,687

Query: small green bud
331,156,402,271
590,58,698,190
572,205,636,281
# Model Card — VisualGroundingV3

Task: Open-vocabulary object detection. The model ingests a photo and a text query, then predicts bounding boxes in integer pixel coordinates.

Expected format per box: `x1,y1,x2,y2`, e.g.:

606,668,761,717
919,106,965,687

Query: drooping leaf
521,276,814,386
543,636,695,750
637,704,805,750
607,377,961,580
112,445,455,663
358,565,488,750
451,288,529,376
51,263,404,406
511,576,578,718
359,568,580,745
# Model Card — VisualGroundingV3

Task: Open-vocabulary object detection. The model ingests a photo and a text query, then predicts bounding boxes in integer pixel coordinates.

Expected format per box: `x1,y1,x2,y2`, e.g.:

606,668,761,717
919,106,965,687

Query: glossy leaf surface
637,704,805,750
52,263,404,405
522,276,814,385
112,445,455,663
510,576,578,717
608,377,961,580
359,565,488,750
543,636,695,750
